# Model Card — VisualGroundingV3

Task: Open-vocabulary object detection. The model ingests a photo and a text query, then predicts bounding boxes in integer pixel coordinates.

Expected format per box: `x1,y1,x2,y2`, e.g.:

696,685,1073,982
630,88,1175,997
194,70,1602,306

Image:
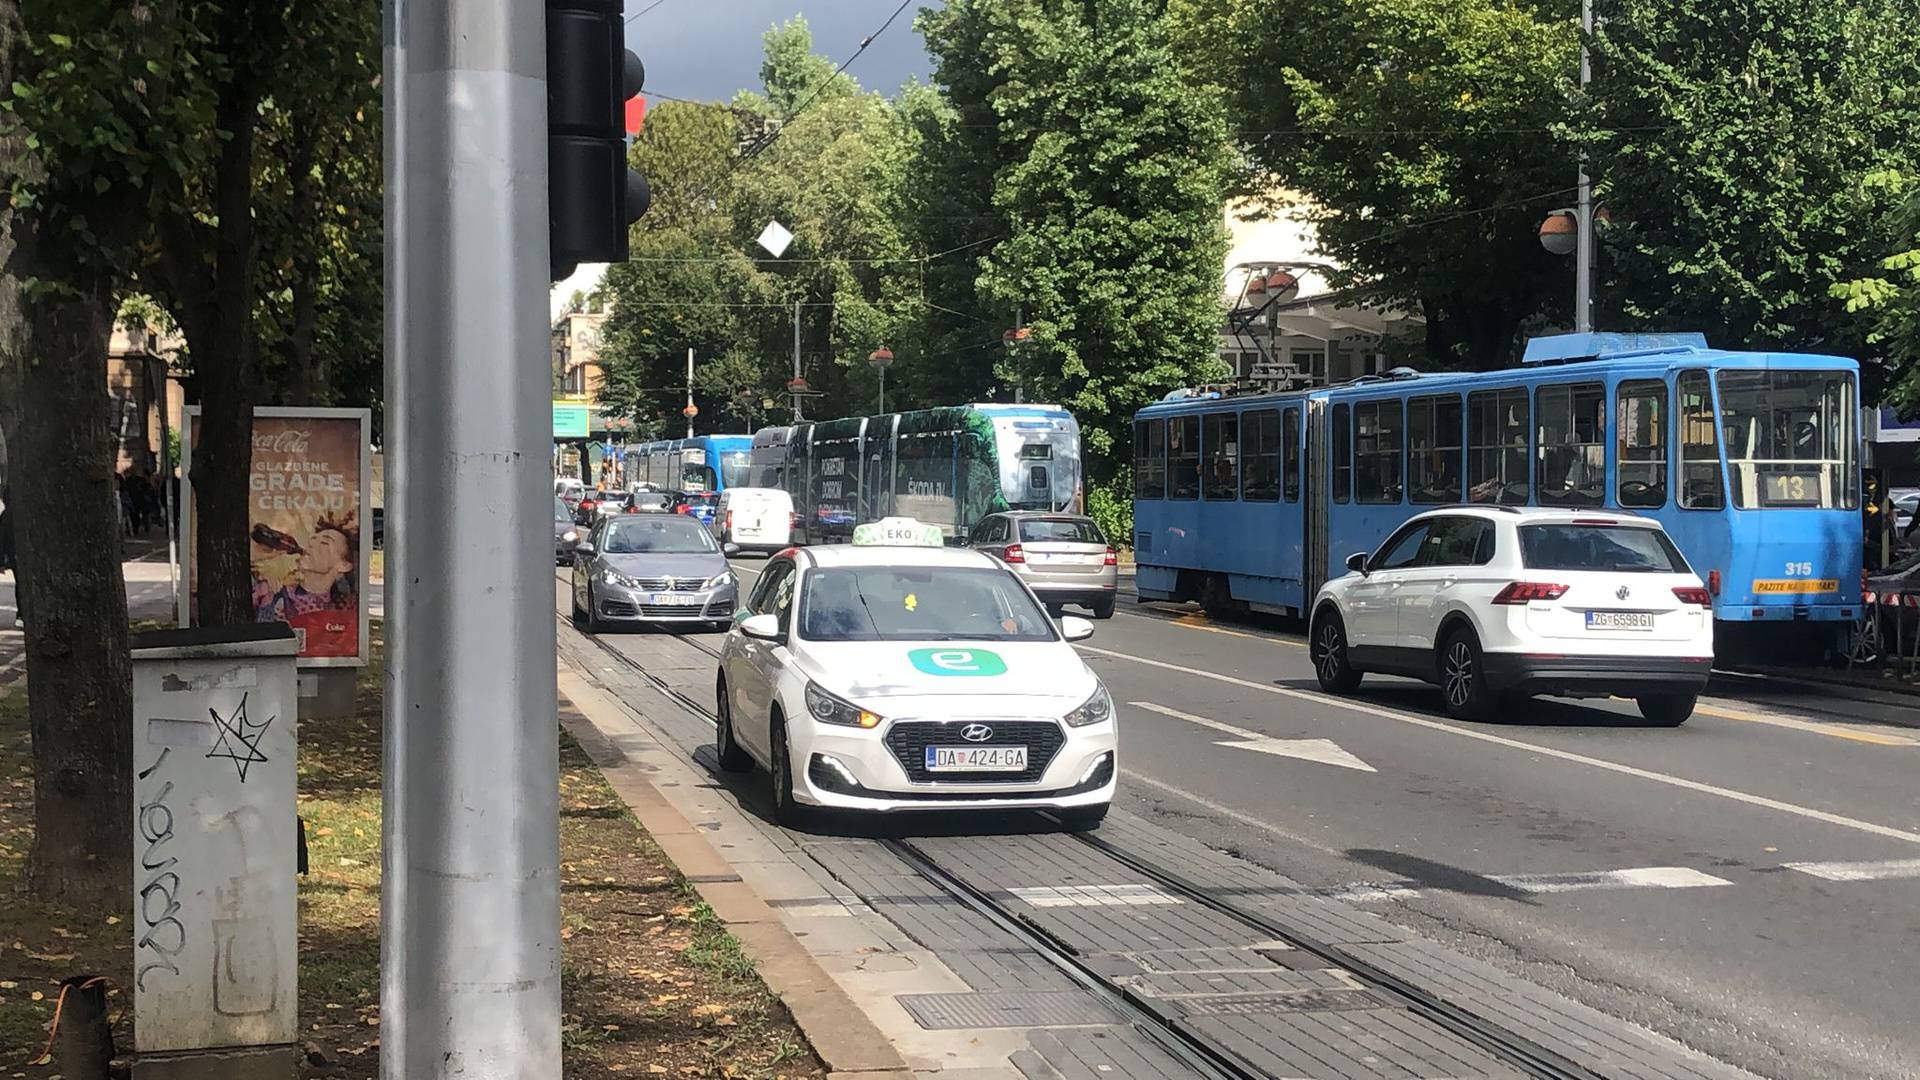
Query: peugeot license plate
1586,611,1653,630
646,593,703,606
925,746,1028,771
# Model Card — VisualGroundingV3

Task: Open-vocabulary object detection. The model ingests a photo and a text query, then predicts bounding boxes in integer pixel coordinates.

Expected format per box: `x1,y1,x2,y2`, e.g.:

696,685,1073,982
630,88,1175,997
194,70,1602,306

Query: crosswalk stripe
1324,866,1732,902
1782,857,1920,882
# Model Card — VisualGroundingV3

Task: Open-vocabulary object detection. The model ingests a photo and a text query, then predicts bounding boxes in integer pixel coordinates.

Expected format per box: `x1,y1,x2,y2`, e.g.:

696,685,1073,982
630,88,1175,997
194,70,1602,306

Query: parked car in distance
554,496,579,565
677,490,720,527
1309,506,1713,725
969,512,1119,619
624,490,680,514
713,487,796,554
568,513,738,632
555,477,585,508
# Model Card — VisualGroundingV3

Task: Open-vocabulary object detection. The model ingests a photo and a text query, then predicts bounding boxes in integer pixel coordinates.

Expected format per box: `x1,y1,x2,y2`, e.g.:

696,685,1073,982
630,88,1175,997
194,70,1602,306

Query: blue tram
1131,333,1863,650
621,434,754,494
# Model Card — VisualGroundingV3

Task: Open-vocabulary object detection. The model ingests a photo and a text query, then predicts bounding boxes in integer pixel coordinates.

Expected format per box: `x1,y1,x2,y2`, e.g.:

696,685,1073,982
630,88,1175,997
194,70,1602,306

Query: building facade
105,322,188,476
1217,193,1423,389
551,308,608,398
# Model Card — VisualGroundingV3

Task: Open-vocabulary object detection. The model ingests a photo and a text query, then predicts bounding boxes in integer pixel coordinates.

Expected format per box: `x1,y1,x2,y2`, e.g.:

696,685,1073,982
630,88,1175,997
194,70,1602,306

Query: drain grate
1173,989,1390,1016
897,990,1123,1030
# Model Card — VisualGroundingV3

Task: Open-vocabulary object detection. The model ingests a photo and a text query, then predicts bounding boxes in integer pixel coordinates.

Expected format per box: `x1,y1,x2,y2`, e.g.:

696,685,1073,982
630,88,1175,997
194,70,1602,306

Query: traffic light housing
547,0,651,281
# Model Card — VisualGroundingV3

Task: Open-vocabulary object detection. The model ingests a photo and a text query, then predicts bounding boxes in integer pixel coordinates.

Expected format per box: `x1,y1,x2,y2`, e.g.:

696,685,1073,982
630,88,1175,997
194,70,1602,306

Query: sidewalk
556,624,1763,1080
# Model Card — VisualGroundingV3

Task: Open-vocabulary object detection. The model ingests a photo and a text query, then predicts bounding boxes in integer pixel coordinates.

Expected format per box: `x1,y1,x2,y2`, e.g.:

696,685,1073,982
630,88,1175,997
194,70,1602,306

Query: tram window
1408,395,1464,504
1203,413,1239,500
1536,382,1605,507
1243,410,1280,501
1677,371,1724,509
1354,399,1403,504
1169,415,1201,500
1468,389,1528,505
1282,407,1301,503
1133,419,1167,499
1717,369,1858,510
1332,403,1351,503
1617,380,1668,508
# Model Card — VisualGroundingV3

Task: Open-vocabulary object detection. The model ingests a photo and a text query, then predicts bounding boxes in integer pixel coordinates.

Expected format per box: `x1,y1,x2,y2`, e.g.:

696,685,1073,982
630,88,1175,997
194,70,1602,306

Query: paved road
709,555,1920,1080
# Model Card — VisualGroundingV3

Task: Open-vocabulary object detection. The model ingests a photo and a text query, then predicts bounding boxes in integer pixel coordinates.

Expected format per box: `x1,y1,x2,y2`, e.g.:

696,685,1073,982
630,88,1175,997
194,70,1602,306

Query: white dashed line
1782,858,1920,882
1009,883,1186,908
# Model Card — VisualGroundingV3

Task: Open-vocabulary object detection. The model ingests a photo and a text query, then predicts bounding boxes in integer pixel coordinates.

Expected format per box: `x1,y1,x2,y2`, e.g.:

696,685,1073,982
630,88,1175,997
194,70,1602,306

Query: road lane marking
1081,644,1920,847
1323,866,1731,902
1690,702,1920,746
1009,883,1185,908
1782,858,1920,882
1132,700,1376,772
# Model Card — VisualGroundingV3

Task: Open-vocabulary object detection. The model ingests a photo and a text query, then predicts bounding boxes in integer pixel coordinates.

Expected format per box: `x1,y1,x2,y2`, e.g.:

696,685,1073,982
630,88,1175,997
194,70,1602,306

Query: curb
556,671,912,1079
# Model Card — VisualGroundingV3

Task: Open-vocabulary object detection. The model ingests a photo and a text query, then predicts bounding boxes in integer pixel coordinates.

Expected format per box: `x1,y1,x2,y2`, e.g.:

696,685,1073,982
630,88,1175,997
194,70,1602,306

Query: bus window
1332,403,1351,504
1354,399,1403,504
1718,369,1858,510
1282,407,1301,503
1468,389,1528,504
1536,382,1605,507
1408,395,1463,504
1203,413,1239,500
1677,371,1723,509
1243,410,1280,501
1169,415,1200,500
1133,419,1167,499
1617,380,1668,508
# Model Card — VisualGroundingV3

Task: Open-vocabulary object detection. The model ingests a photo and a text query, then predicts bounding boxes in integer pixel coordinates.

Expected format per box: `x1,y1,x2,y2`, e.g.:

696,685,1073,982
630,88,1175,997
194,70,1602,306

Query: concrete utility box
130,624,299,1073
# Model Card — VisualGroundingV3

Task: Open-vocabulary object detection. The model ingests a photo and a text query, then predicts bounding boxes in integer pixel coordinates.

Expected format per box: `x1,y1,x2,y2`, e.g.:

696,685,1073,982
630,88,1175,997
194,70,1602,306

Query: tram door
1304,397,1331,599
863,416,895,524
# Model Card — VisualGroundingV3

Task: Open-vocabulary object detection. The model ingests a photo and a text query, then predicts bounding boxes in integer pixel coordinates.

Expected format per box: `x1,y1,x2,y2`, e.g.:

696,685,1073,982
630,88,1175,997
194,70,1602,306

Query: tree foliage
919,0,1234,466
1219,0,1578,368
1581,0,1920,359
1838,175,1920,405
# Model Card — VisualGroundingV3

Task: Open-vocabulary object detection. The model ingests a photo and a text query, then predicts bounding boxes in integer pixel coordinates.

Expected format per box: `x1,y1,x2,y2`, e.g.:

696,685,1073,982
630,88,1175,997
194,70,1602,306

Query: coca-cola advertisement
179,408,372,666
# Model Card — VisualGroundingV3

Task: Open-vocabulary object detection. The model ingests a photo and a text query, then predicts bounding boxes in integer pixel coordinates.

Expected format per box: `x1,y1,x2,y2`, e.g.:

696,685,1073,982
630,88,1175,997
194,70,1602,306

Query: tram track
564,605,1610,1080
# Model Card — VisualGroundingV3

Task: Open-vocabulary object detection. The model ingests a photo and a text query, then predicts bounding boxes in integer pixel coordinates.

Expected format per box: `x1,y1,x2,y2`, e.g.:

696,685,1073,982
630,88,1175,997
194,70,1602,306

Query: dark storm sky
627,1,937,102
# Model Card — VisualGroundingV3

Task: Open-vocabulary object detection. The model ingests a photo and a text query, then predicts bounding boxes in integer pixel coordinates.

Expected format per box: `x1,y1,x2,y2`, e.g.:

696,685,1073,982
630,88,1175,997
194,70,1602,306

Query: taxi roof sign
852,517,945,547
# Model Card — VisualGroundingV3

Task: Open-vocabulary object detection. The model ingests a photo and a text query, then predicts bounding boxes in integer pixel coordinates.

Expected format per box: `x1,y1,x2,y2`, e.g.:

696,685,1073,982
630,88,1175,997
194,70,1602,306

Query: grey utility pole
1574,0,1594,333
382,0,561,1077
791,299,804,422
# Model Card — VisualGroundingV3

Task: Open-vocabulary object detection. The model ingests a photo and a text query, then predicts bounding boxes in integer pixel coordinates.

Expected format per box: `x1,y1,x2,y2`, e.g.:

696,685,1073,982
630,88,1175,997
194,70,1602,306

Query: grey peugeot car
569,513,738,632
555,496,580,565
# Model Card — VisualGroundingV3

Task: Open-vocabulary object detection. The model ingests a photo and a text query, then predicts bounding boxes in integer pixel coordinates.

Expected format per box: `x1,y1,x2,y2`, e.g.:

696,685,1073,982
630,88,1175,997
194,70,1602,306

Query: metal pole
1013,305,1025,404
1575,0,1594,334
382,0,560,1076
686,347,695,438
791,299,803,422
153,357,179,615
877,365,886,415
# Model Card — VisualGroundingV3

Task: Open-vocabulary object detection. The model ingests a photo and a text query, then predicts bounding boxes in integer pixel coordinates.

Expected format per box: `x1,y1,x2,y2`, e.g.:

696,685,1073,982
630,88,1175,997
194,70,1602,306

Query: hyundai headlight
1063,683,1113,727
703,570,736,591
804,681,883,729
601,568,640,589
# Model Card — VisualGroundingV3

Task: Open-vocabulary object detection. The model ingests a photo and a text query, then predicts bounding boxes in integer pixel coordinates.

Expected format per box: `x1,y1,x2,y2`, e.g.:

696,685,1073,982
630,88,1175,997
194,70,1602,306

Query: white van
713,487,795,554
554,477,585,507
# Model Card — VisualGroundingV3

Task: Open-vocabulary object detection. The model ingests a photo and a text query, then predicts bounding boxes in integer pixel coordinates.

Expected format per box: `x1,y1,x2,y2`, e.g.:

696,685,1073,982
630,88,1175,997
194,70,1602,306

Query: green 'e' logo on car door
908,648,1007,676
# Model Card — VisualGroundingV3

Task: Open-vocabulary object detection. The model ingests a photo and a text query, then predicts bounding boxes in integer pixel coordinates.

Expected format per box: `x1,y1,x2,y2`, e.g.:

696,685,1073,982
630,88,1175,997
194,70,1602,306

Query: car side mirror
723,542,741,557
1345,551,1368,575
1059,615,1095,642
574,540,595,558
739,613,782,641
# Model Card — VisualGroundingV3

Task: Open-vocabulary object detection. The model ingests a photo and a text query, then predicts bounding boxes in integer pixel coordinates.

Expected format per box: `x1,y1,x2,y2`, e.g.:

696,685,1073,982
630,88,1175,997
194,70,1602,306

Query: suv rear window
1018,518,1106,544
1518,523,1689,574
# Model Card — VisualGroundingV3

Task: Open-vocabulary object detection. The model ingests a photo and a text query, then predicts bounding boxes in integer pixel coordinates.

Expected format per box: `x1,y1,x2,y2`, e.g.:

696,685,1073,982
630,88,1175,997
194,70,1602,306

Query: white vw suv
1309,507,1714,725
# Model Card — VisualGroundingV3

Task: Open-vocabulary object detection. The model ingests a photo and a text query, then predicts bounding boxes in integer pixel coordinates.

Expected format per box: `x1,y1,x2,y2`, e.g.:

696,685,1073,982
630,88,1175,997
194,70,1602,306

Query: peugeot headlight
703,570,736,591
804,681,883,729
1063,683,1113,728
601,568,640,589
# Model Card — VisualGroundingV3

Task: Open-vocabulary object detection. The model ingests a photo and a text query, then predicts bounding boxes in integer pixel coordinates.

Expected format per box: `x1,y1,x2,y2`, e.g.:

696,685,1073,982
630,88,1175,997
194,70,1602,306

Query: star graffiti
205,693,273,783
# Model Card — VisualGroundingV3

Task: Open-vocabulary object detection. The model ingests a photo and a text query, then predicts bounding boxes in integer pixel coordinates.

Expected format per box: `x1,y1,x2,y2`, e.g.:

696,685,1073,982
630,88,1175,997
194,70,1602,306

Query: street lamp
1540,0,1596,332
868,347,894,414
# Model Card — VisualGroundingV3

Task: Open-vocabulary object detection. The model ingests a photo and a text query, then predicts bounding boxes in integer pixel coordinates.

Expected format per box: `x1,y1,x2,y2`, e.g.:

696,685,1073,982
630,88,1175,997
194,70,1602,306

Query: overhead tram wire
624,0,671,24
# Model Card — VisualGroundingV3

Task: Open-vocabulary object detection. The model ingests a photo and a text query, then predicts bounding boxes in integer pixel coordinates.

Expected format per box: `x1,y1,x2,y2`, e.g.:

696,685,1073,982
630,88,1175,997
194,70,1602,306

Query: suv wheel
1636,693,1695,727
1439,628,1497,721
1311,610,1363,693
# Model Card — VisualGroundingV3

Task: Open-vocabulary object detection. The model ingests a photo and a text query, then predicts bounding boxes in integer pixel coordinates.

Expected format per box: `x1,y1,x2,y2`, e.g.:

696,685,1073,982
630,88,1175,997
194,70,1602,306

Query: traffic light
547,0,652,281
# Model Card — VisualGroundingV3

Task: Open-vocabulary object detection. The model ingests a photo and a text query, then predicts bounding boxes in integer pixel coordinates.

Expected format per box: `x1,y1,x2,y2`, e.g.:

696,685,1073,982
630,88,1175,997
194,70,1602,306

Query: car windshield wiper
926,632,1010,641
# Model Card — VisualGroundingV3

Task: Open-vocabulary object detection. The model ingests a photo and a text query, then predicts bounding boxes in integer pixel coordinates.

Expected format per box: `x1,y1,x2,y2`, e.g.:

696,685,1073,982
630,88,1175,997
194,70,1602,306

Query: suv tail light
1672,586,1713,607
789,511,802,530
1707,569,1722,596
1492,582,1568,604
1002,543,1026,564
1103,547,1117,565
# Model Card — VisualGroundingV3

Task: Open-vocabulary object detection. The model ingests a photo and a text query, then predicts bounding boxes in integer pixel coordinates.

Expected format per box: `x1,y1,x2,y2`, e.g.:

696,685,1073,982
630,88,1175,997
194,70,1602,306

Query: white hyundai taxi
1309,506,1714,725
713,519,1117,828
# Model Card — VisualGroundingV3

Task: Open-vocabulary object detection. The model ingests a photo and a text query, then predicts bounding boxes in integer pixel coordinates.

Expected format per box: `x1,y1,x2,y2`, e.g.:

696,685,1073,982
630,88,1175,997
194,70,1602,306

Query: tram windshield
720,451,752,489
1716,370,1857,510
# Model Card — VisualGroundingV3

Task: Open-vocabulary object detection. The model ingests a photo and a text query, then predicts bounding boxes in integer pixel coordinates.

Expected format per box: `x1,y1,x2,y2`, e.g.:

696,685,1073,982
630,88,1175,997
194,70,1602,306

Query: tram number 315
1784,561,1815,576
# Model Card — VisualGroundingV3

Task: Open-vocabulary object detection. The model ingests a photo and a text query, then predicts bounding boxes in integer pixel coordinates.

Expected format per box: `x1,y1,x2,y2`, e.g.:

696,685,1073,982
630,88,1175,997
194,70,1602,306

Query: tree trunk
189,83,261,627
0,268,136,909
283,132,321,406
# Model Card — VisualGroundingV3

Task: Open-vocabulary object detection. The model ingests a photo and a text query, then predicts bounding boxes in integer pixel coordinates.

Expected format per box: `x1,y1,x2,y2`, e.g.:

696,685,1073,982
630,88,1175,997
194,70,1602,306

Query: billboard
178,408,372,667
554,401,591,438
